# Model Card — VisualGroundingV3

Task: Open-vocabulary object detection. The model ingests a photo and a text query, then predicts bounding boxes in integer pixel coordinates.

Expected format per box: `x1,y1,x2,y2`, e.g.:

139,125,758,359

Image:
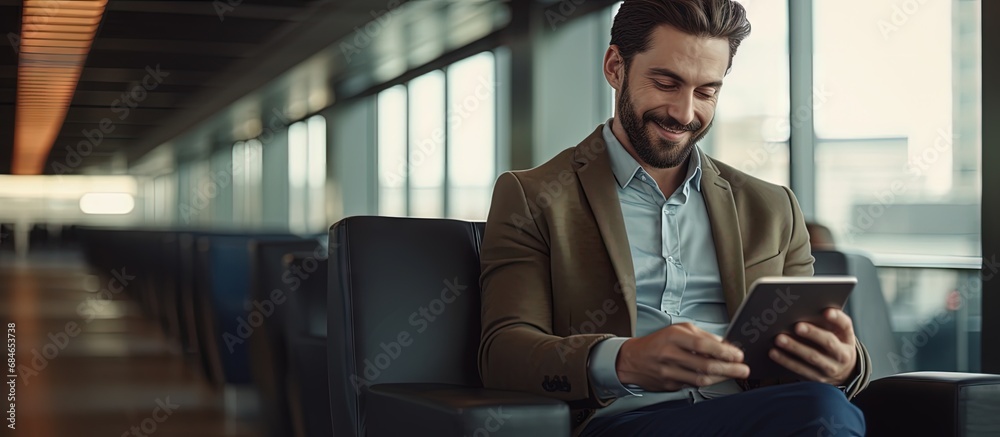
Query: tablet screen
724,276,856,380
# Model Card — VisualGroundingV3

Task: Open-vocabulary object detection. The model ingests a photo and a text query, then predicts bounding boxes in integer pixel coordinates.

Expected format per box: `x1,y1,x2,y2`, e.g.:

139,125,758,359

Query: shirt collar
602,118,703,193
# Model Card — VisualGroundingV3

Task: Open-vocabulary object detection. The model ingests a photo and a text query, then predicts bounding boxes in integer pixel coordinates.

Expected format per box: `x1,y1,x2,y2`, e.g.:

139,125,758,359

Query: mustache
644,114,701,132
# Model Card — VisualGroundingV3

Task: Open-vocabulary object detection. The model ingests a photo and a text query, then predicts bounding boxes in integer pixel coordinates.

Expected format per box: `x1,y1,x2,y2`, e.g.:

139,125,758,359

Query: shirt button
667,256,675,263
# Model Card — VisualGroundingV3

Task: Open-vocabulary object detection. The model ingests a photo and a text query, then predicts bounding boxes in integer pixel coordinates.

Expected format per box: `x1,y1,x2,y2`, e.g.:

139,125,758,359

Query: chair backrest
248,239,323,437
192,233,300,385
285,253,331,437
813,250,901,379
328,216,485,437
286,252,328,339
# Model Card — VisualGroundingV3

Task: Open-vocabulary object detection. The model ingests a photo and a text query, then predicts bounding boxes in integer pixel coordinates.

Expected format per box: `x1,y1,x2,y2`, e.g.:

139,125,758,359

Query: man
807,222,838,251
477,0,872,435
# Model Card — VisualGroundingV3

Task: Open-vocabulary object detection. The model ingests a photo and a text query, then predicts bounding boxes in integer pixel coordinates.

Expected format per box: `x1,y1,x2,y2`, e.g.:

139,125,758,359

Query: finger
793,322,851,364
825,309,856,344
768,348,831,383
774,333,842,378
660,363,731,388
673,331,744,362
670,348,751,379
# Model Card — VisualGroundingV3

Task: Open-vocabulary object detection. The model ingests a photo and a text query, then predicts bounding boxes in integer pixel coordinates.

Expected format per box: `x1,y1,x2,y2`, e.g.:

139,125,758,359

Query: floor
0,248,259,437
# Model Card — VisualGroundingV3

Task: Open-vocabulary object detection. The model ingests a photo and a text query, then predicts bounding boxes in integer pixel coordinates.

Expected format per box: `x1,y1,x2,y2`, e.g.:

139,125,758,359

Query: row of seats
78,228,332,437
78,217,1000,437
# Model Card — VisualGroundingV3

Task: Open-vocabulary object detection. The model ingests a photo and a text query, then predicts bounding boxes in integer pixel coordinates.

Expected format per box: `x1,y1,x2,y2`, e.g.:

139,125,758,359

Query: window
877,264,982,373
408,70,447,218
376,51,498,219
809,0,982,374
377,85,408,216
307,115,327,230
232,139,263,227
288,115,327,233
447,51,496,219
289,121,308,230
152,174,175,225
813,0,981,258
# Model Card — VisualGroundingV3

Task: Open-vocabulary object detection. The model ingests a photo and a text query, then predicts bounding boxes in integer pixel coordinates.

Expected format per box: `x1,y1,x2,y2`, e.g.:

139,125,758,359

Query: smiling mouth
654,120,689,135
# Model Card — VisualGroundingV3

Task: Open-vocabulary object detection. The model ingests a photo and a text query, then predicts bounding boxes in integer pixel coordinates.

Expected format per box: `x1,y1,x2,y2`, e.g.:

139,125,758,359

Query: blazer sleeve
782,186,872,399
478,172,615,406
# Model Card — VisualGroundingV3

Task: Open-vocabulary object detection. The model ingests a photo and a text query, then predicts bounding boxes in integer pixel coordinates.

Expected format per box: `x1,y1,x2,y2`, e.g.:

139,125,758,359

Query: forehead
633,24,730,82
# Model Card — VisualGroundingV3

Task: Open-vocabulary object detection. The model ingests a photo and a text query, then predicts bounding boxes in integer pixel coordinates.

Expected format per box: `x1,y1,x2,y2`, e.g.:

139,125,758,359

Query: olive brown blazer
477,125,871,434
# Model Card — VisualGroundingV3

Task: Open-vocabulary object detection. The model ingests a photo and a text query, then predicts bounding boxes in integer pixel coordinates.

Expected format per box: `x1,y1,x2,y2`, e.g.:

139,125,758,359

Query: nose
667,90,696,127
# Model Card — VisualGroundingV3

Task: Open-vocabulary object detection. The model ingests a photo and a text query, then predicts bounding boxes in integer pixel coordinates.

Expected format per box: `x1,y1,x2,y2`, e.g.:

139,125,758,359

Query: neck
609,116,690,196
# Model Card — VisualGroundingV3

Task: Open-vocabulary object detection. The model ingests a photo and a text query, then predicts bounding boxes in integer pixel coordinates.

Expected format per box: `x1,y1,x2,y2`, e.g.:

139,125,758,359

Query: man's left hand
769,308,857,385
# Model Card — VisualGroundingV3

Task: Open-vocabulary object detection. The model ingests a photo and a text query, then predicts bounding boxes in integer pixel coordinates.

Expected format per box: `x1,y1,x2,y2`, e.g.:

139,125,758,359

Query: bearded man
477,0,871,435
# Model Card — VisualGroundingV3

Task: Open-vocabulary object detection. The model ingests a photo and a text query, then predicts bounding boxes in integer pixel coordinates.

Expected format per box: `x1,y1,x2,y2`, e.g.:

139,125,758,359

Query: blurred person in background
807,222,837,251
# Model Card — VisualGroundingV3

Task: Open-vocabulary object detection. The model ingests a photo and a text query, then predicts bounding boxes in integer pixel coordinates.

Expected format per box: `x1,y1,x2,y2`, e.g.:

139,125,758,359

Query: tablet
723,276,856,380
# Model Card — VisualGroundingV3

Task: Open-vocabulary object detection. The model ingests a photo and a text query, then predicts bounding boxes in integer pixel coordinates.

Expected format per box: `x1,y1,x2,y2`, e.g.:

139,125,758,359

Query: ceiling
0,0,409,174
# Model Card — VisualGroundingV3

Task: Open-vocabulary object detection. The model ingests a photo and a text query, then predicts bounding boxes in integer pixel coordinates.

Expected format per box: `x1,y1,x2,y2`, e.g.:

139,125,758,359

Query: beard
616,74,713,169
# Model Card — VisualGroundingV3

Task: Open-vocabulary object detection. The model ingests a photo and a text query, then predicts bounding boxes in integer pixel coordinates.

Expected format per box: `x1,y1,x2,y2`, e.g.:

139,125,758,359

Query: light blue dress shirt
587,120,742,419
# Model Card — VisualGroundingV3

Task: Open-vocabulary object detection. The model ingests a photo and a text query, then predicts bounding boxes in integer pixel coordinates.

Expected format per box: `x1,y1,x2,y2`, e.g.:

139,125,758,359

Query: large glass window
376,51,498,219
288,121,308,231
813,0,981,258
447,51,496,219
288,115,327,233
232,139,263,227
877,263,982,373
378,85,408,216
153,174,175,225
307,115,327,230
408,70,447,218
808,0,982,374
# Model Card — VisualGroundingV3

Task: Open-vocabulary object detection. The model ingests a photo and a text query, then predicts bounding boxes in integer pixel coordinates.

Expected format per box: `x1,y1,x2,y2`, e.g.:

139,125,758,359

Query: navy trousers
581,382,865,437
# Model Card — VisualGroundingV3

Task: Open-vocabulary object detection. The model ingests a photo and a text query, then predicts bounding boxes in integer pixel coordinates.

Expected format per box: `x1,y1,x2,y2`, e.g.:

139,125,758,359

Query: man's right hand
616,322,750,391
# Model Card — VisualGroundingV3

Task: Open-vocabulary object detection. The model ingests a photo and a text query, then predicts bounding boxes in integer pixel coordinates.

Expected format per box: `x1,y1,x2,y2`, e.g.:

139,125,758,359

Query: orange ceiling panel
12,0,108,174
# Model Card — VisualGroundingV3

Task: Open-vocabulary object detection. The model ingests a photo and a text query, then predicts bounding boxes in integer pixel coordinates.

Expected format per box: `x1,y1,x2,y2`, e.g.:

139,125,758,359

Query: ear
603,45,625,91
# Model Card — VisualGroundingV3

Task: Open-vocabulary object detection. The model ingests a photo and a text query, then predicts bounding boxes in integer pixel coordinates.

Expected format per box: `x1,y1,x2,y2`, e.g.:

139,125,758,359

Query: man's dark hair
611,0,751,72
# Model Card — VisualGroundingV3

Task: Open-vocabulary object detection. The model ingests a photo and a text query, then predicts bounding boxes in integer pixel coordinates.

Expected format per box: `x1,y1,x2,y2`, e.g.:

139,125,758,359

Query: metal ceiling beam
77,67,213,85
47,138,135,153
62,107,175,124
106,0,314,21
92,38,257,55
69,90,184,108
122,0,405,162
58,122,157,138
83,51,242,71
98,11,289,43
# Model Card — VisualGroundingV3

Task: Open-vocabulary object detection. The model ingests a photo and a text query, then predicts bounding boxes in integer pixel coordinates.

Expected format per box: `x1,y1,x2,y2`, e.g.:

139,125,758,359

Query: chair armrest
852,372,1000,436
365,383,571,437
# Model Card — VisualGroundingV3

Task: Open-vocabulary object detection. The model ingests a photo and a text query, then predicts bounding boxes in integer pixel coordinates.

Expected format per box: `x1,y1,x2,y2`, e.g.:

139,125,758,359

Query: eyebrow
648,67,723,89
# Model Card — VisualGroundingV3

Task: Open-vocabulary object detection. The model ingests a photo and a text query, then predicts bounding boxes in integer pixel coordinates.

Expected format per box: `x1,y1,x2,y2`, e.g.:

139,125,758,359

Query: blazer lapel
573,126,637,334
699,151,747,319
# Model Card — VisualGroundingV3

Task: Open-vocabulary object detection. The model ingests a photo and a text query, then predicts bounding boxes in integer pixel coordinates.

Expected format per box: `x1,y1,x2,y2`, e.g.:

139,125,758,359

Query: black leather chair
328,216,569,437
328,217,1000,437
284,253,332,437
191,233,298,386
249,238,325,437
855,372,1000,436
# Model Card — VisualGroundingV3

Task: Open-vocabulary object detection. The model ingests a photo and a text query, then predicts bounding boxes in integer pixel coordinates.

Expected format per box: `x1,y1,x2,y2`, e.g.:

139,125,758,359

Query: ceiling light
13,0,109,175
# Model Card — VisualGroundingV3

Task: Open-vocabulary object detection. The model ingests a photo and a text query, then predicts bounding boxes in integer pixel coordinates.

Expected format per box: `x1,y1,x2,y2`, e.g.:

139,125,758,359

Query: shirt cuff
840,347,866,394
587,337,644,400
